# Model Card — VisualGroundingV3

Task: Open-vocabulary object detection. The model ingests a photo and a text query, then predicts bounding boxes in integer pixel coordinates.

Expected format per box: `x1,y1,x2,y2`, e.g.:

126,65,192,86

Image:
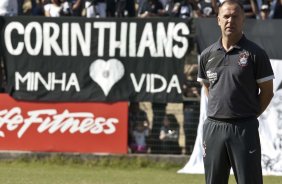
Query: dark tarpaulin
195,18,282,60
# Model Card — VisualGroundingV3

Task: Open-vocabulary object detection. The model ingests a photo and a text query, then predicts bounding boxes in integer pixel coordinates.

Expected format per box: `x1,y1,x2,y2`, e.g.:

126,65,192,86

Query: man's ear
217,16,221,26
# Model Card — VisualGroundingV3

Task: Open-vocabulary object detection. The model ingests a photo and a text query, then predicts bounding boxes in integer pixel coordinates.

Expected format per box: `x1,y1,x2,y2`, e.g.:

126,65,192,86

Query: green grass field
0,156,281,184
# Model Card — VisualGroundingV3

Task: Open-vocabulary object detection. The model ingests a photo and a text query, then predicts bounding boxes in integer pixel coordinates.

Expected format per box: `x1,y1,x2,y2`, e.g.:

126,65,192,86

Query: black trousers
202,117,263,184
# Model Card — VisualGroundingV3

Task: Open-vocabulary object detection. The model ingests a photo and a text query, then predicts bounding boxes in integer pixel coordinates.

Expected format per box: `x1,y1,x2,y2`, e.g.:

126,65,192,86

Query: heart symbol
89,59,125,96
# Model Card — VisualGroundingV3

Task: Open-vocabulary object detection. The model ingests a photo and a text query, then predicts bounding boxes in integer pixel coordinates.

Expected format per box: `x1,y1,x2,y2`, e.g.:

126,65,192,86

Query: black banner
1,17,191,102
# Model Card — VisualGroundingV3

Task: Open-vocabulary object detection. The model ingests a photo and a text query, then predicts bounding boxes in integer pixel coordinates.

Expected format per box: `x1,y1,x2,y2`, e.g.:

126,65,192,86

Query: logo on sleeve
238,51,249,67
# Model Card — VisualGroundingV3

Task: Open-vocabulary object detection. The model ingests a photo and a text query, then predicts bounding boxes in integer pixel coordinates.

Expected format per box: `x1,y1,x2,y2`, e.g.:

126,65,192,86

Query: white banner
178,59,282,176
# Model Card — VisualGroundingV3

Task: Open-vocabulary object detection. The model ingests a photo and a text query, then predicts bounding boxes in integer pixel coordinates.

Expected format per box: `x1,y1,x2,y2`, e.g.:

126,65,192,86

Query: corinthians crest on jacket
238,51,250,67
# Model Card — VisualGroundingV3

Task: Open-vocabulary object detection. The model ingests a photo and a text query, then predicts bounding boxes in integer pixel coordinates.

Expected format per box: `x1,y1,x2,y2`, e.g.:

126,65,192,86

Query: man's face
217,3,245,37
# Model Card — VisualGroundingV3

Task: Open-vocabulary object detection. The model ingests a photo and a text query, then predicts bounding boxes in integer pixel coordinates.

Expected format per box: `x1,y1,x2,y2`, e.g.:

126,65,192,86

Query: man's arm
257,80,274,117
201,82,210,96
72,0,82,11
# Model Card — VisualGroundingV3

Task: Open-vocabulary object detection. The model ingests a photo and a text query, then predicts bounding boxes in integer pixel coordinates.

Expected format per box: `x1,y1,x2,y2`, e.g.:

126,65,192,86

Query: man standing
197,0,274,183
